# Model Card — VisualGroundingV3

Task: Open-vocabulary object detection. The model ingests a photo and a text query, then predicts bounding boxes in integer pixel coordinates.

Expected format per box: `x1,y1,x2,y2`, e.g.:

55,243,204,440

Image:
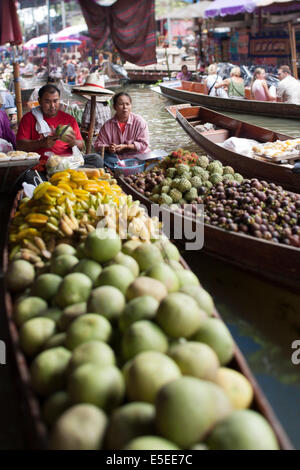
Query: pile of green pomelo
6,228,279,450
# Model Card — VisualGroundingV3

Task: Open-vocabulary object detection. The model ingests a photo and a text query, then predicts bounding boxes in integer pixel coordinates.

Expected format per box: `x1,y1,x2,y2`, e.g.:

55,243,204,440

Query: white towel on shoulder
32,106,52,136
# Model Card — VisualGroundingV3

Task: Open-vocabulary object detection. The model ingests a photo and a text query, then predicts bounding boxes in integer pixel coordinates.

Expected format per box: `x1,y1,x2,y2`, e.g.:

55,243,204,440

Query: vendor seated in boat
94,92,150,168
277,65,300,105
16,84,103,172
176,65,192,82
251,68,276,102
215,67,245,99
0,94,16,149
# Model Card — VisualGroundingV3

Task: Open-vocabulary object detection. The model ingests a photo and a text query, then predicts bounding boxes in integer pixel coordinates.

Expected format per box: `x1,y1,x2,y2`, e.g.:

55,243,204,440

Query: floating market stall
3,166,292,450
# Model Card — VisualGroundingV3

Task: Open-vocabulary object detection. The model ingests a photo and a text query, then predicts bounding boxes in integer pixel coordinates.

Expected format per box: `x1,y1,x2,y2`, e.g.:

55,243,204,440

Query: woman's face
258,70,265,79
182,66,188,74
114,95,132,121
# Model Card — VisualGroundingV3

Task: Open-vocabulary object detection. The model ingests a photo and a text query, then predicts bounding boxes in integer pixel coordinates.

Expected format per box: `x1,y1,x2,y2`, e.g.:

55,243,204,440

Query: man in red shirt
16,84,103,173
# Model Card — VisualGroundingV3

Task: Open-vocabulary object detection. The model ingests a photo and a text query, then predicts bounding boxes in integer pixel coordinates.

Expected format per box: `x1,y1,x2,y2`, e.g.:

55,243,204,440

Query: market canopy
158,1,212,19
205,0,257,17
37,38,82,48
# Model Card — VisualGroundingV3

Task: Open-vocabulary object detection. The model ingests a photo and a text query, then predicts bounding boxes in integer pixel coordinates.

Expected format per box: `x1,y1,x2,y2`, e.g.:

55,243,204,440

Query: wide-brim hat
72,73,114,95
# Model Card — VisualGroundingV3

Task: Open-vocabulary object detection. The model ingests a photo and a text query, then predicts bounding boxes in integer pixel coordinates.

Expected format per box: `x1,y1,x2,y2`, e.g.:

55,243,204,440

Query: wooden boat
2,191,293,449
118,176,300,294
168,104,300,193
128,70,169,83
160,80,300,120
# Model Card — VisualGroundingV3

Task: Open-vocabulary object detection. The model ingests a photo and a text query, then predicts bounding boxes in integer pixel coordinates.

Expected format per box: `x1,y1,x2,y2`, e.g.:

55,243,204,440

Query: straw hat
72,73,114,95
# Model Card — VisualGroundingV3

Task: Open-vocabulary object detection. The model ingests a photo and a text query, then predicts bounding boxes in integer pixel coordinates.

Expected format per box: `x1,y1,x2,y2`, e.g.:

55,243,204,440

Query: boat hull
175,105,300,193
160,83,300,120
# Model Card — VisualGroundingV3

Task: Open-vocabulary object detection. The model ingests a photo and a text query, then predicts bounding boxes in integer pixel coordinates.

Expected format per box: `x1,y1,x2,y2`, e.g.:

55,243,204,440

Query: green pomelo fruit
122,240,142,256
15,296,47,326
132,244,164,271
71,259,102,285
6,259,35,293
105,402,155,450
50,404,107,450
55,273,92,308
43,332,66,350
192,318,234,366
68,340,116,373
30,347,71,396
168,341,220,381
124,436,180,451
41,308,63,325
206,409,279,450
125,351,181,403
20,317,56,357
166,260,184,272
126,277,168,302
122,320,169,361
55,124,74,143
176,270,200,288
147,263,180,293
53,243,77,257
155,376,219,448
156,293,203,338
114,252,139,277
69,363,125,412
155,239,180,262
84,228,121,263
118,296,159,332
50,254,78,277
87,286,125,321
58,302,87,331
65,314,112,350
31,273,62,301
95,264,134,295
180,285,214,317
43,391,70,427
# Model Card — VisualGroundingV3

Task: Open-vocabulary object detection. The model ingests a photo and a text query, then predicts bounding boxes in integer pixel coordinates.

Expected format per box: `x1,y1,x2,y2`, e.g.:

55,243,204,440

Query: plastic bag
0,138,13,153
45,146,84,176
220,137,258,157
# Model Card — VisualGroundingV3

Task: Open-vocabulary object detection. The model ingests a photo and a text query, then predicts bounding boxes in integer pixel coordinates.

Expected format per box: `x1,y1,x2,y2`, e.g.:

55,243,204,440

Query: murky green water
125,83,300,448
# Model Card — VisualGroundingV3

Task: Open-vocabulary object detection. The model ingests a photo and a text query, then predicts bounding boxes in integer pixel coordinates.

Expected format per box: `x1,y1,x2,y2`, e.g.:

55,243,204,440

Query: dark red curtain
78,0,157,66
0,0,22,45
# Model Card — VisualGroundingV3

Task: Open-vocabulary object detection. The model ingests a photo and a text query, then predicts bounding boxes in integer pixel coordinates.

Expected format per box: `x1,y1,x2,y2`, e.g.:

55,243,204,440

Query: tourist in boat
204,63,228,98
176,65,192,81
16,83,103,175
215,66,245,99
276,65,300,104
251,68,276,102
94,91,150,168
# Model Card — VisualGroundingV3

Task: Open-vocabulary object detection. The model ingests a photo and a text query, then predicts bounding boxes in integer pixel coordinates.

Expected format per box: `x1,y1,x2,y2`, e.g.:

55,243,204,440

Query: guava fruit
192,318,234,366
53,243,76,257
113,252,139,278
71,259,102,285
124,436,180,450
50,254,78,277
65,314,112,350
43,391,70,427
126,277,167,302
132,244,164,271
30,347,71,396
6,259,35,293
68,340,116,373
15,296,47,326
31,273,62,301
215,367,254,410
122,320,168,361
105,402,155,450
20,317,56,357
180,285,214,317
55,273,92,308
84,228,121,263
147,263,180,293
68,363,125,412
50,404,107,450
118,296,159,332
175,270,200,288
95,264,134,294
87,286,125,321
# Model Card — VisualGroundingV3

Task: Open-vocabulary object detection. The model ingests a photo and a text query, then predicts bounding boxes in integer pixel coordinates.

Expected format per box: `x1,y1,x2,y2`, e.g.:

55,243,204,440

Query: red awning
78,0,157,66
0,0,22,45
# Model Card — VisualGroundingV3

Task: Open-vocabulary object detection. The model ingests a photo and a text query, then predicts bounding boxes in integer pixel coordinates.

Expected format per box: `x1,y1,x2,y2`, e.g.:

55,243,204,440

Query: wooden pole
47,0,51,77
288,22,298,79
87,95,96,154
13,62,22,124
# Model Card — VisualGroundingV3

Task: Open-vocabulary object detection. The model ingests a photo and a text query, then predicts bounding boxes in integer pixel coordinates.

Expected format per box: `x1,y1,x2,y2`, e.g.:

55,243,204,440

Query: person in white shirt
276,65,300,104
204,63,228,98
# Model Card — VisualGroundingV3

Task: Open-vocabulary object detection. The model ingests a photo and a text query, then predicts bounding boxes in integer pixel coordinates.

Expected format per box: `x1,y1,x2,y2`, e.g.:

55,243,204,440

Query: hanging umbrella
37,39,82,49
23,34,55,50
54,24,88,38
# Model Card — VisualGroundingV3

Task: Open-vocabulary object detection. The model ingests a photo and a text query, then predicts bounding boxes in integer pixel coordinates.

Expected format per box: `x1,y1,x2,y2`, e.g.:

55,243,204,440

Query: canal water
124,83,300,448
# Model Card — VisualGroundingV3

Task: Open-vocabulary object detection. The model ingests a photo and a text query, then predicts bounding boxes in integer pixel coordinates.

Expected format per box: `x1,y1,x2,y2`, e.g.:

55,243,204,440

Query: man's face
278,69,287,81
39,91,60,117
